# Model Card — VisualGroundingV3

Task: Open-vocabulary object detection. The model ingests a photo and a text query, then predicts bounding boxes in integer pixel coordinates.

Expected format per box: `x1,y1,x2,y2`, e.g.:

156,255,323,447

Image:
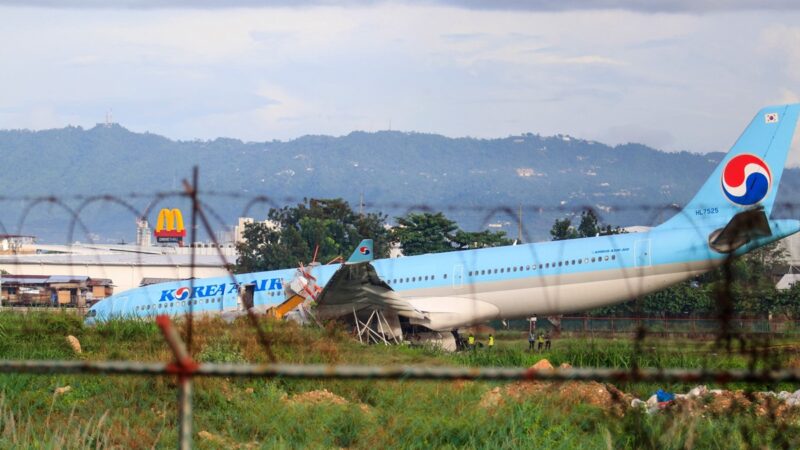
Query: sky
1,1,800,160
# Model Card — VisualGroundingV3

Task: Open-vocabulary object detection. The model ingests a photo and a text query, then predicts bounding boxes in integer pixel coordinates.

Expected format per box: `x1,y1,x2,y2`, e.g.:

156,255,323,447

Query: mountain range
2,123,799,244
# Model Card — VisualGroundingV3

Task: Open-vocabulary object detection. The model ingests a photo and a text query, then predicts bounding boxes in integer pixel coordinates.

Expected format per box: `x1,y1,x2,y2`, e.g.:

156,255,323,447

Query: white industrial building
0,244,236,293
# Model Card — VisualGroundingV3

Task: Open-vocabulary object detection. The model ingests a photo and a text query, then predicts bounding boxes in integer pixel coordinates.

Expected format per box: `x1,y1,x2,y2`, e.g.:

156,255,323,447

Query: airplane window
525,265,530,270
604,256,609,261
611,255,616,260
571,260,575,265
558,262,562,267
584,258,589,264
500,268,504,273
412,277,416,282
591,257,596,263
405,278,409,282
443,274,448,279
432,275,435,280
468,271,472,276
506,267,511,272
425,276,429,280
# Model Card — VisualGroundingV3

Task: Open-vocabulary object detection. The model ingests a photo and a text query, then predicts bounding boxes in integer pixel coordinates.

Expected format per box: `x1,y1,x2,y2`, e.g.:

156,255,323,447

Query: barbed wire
1,168,800,447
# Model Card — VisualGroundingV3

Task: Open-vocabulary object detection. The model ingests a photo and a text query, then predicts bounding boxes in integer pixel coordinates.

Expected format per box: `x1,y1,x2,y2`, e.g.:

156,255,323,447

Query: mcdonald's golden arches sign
154,208,186,244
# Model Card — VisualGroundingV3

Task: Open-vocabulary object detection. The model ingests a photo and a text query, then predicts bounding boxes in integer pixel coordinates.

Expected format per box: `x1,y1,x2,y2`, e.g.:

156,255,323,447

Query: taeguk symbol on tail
721,154,772,206
359,246,371,255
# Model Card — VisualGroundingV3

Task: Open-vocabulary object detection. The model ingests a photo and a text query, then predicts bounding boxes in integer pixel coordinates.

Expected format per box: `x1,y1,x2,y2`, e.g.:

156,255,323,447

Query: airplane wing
314,239,427,320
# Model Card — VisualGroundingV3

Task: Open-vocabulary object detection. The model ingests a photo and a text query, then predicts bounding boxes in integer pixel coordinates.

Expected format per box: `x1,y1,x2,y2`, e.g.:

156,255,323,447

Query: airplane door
634,239,652,267
452,264,464,289
241,284,255,310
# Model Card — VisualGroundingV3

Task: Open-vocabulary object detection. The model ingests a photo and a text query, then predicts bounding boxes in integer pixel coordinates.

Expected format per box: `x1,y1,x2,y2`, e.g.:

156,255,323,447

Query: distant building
0,252,232,293
0,235,35,255
136,218,151,247
1,275,113,307
233,217,279,244
622,226,652,234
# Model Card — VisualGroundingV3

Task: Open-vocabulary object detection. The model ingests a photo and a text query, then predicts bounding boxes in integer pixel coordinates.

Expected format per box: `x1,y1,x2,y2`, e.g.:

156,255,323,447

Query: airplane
86,104,800,347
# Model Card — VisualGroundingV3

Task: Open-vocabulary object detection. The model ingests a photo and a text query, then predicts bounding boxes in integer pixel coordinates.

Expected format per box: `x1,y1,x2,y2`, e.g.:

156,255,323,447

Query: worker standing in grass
528,331,535,351
488,334,494,350
468,333,476,351
545,332,552,351
537,333,545,352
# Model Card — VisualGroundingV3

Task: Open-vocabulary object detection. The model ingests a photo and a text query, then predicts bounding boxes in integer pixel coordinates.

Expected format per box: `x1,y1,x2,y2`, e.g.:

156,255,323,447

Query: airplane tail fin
346,239,374,264
659,104,800,230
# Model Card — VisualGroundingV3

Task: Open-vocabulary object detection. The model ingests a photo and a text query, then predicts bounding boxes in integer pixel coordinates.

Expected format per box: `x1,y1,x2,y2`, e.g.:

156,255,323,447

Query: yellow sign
154,208,186,241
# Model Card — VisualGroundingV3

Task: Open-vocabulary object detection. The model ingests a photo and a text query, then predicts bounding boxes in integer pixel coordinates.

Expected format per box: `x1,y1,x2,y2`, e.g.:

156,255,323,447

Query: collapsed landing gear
353,307,402,345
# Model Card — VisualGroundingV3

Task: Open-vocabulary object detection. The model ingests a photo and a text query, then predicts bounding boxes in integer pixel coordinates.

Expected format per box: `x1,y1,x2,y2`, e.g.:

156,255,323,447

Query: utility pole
359,193,364,218
517,205,523,243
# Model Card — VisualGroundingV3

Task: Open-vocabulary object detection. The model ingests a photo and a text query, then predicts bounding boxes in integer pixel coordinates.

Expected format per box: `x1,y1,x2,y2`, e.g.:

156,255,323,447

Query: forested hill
2,123,799,243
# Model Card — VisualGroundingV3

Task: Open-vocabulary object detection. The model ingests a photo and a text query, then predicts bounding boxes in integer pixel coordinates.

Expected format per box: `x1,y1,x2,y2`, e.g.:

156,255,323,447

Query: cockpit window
86,309,97,318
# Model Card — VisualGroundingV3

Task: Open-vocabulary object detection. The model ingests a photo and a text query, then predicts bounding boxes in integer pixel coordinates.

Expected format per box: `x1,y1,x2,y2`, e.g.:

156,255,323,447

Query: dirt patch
530,359,554,371
705,390,752,415
289,389,349,406
479,387,505,410
198,430,258,449
286,389,371,413
482,378,631,416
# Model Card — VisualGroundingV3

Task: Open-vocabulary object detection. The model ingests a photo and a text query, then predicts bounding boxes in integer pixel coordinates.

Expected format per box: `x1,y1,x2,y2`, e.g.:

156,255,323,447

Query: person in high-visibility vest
488,334,495,350
468,333,475,350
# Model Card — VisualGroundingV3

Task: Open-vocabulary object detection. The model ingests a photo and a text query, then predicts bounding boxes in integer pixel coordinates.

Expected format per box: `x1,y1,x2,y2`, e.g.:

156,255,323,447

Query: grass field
0,312,799,448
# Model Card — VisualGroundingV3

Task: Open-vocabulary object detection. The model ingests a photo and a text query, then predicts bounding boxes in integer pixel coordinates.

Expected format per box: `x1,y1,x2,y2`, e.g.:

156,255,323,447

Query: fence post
156,315,197,450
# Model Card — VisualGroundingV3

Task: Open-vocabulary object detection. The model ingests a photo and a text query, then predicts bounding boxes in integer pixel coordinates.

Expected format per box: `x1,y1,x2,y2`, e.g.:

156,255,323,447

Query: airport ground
0,312,799,448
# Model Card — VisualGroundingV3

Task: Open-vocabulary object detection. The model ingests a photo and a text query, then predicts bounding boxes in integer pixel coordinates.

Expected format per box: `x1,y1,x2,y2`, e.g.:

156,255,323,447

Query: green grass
0,311,799,448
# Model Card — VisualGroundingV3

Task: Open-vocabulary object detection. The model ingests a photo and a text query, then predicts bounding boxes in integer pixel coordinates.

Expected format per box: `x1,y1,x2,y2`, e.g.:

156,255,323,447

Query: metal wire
2,359,800,384
2,168,800,448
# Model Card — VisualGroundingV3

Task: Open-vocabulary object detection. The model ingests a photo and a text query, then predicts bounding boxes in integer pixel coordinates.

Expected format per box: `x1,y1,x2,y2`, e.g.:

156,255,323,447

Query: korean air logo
175,287,191,300
721,154,772,206
359,246,371,255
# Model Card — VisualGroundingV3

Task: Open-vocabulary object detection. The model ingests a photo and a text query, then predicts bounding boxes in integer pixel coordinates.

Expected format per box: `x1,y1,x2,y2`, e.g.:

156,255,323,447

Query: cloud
0,3,799,163
1,0,800,12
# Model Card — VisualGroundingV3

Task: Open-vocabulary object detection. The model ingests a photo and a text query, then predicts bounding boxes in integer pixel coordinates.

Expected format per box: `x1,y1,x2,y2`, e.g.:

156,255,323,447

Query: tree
234,198,390,273
391,212,458,256
453,229,513,250
391,212,512,256
577,210,600,238
550,218,578,241
551,209,625,241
